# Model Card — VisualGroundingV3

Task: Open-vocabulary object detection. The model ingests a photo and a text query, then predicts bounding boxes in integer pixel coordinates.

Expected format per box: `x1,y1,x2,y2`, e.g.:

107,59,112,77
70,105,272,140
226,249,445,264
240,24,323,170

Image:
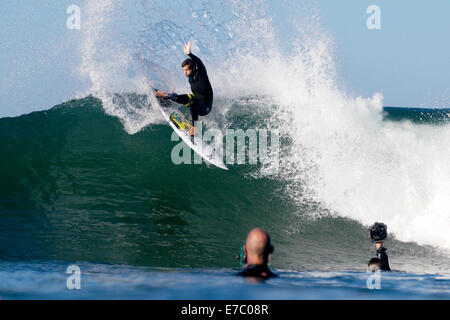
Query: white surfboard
155,99,228,170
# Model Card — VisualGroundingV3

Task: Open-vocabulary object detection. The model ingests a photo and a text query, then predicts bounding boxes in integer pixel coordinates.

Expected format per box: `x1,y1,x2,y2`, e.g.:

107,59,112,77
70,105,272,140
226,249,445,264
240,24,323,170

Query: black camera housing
369,222,387,242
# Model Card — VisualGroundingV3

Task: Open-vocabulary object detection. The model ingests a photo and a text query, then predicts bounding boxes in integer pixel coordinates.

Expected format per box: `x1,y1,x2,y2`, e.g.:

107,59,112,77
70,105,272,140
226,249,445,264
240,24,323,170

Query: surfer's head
368,258,382,272
182,58,196,77
243,228,274,265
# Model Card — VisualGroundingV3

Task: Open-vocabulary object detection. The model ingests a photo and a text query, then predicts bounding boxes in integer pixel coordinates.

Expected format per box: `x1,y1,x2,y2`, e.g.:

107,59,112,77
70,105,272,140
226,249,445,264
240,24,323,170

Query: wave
1,0,449,273
1,95,449,274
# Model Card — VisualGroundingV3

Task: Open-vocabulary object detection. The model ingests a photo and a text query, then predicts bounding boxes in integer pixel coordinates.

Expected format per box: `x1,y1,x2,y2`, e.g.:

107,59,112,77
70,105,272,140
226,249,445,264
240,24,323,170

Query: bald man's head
244,228,273,265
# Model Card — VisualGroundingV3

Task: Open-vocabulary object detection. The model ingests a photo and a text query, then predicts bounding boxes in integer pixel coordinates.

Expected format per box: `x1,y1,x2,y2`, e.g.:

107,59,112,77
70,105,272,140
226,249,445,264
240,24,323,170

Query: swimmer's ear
242,245,248,264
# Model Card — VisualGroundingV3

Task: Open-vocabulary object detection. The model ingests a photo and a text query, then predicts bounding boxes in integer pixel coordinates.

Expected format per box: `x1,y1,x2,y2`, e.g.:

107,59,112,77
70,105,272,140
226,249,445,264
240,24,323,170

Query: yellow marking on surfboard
170,112,192,131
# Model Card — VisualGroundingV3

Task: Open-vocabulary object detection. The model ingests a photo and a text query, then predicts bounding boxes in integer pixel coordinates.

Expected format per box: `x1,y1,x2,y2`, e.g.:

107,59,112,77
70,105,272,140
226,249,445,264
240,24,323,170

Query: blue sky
316,0,450,107
1,0,449,118
0,0,84,118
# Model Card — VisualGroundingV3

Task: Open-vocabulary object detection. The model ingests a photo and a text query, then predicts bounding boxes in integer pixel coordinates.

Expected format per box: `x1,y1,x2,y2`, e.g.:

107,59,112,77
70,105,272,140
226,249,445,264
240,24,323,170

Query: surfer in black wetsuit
237,228,277,280
156,41,213,136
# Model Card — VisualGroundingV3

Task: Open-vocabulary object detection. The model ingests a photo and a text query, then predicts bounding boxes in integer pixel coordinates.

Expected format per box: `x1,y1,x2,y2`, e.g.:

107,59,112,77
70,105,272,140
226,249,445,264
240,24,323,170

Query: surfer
237,228,277,280
156,41,213,136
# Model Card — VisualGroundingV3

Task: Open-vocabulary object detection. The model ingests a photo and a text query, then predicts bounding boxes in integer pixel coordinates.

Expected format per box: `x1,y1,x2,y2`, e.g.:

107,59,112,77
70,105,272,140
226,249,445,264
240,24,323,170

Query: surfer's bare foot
188,126,195,136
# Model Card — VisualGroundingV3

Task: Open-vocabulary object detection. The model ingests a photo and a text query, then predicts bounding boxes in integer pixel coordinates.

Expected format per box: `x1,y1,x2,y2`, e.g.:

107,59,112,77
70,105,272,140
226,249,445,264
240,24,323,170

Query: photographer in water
367,222,391,271
237,227,277,279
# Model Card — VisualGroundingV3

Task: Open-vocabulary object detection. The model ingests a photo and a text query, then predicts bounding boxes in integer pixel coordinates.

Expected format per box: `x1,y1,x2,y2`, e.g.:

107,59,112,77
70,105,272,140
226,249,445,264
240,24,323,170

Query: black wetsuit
237,264,277,279
169,53,213,123
377,246,391,271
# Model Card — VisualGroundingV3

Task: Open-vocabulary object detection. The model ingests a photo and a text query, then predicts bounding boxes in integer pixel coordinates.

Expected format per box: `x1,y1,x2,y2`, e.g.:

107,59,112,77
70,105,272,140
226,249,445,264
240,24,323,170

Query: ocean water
0,96,449,299
1,261,449,300
1,0,449,299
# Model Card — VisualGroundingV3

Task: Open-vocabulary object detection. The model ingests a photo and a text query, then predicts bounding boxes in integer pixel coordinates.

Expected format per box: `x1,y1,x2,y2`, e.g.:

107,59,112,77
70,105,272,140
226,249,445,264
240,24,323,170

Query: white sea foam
78,0,162,134
216,8,450,252
78,0,450,252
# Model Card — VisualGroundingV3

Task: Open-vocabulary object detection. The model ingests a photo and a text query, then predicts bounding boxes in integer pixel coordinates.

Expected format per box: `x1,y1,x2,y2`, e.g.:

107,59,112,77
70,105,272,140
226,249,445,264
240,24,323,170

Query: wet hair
181,58,195,70
368,258,381,272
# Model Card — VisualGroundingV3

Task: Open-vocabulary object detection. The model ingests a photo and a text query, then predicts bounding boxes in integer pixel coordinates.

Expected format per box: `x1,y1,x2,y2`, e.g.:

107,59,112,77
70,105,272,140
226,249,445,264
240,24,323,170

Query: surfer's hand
183,41,191,55
155,90,168,98
188,126,195,136
375,242,383,250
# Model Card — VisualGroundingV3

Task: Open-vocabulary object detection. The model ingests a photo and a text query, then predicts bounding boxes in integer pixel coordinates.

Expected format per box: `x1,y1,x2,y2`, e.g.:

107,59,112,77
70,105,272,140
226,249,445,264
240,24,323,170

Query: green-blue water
1,96,449,299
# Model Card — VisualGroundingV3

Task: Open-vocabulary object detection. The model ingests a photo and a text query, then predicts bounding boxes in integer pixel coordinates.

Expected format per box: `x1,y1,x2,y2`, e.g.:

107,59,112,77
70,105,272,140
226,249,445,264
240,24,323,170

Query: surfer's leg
189,100,212,136
190,102,199,123
190,100,211,120
195,100,211,116
190,100,212,129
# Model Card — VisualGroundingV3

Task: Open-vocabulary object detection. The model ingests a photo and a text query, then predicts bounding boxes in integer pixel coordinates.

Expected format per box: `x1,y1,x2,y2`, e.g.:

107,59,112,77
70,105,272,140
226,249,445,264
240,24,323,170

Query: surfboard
155,98,228,170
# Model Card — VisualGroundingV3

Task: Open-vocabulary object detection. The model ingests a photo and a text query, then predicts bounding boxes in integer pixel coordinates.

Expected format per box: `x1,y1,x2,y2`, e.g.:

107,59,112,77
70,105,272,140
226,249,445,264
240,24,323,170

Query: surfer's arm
167,93,195,107
188,53,207,75
183,41,207,75
156,91,186,103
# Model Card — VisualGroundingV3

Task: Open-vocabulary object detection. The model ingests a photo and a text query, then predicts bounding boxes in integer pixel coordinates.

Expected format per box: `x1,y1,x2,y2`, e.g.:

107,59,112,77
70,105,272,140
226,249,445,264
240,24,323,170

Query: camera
368,222,387,242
